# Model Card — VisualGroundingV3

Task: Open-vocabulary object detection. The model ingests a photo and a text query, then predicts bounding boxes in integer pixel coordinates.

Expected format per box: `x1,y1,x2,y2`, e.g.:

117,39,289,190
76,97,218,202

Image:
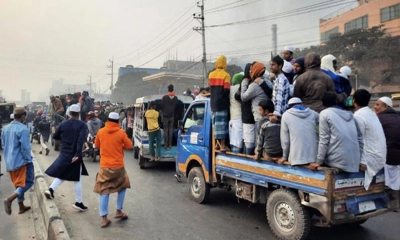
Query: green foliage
293,26,400,89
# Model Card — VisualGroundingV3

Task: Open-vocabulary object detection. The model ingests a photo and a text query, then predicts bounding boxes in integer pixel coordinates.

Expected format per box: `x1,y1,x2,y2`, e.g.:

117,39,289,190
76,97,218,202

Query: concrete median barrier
32,156,70,240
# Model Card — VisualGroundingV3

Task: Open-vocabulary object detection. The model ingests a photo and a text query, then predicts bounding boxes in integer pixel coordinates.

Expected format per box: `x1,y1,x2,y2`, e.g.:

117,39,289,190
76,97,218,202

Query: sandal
101,219,112,228
3,199,11,215
114,212,128,220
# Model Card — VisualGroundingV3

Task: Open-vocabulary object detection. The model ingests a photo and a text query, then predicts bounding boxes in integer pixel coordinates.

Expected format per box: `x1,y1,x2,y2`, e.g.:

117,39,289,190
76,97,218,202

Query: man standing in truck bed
209,55,230,152
162,84,178,150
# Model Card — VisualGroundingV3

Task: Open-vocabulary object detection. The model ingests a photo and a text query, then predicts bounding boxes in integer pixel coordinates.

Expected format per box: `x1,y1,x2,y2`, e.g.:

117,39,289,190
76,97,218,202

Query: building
320,0,400,43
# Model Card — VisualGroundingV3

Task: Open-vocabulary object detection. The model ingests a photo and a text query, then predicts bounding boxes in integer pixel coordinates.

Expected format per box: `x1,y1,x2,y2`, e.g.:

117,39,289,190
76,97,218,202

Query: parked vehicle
176,98,400,240
133,95,193,169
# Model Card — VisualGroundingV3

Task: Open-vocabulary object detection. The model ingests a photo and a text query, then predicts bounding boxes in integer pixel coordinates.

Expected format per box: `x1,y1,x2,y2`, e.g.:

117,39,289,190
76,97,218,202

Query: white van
133,95,193,169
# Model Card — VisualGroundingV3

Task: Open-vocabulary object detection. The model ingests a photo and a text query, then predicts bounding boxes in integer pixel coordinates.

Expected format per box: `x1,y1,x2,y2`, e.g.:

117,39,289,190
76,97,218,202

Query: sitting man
253,100,282,161
353,89,386,190
279,98,319,165
309,92,362,172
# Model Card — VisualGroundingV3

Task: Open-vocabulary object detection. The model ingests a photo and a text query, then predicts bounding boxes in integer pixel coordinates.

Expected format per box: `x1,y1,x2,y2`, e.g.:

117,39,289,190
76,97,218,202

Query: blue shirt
1,121,32,171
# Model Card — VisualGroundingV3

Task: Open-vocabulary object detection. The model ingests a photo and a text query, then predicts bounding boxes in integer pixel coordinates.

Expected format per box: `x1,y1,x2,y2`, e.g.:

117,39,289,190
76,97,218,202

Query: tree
226,64,244,78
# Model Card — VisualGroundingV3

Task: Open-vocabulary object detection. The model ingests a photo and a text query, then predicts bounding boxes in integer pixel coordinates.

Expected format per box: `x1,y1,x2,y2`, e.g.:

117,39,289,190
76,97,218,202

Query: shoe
39,151,42,155
44,188,54,199
155,156,160,161
73,202,88,212
45,148,50,156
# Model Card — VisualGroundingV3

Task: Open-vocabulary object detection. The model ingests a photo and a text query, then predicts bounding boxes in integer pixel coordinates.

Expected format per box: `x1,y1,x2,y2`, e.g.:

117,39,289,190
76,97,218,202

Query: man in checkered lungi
209,55,231,152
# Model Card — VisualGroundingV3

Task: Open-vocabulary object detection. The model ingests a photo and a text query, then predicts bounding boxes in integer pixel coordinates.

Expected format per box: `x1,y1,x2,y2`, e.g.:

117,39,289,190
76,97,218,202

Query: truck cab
133,94,193,169
176,98,399,240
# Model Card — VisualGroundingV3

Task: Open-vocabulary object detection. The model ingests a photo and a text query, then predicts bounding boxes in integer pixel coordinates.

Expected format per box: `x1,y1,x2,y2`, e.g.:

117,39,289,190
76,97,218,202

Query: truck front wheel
188,167,210,204
267,189,310,240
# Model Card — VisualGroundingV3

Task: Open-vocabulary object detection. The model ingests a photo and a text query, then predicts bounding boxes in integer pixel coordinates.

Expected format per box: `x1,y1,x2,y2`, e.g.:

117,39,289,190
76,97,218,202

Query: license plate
358,201,376,213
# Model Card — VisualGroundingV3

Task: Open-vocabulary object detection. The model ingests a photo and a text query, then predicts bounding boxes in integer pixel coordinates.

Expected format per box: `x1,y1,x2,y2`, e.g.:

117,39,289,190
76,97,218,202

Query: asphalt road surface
32,143,400,240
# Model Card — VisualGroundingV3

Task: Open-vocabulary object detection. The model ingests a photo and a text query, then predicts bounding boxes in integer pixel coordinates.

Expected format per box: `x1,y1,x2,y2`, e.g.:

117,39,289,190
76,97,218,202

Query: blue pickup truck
176,98,399,240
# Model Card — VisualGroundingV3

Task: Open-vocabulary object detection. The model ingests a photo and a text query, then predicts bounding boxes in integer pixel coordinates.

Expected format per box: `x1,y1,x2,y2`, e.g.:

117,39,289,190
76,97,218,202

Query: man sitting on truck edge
353,89,386,190
279,97,319,165
309,92,362,172
209,55,231,152
162,84,178,151
253,100,282,161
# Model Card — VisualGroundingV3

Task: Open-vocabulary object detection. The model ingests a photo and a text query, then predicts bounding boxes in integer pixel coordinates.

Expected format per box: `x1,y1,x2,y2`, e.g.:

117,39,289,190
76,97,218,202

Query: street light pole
194,0,207,87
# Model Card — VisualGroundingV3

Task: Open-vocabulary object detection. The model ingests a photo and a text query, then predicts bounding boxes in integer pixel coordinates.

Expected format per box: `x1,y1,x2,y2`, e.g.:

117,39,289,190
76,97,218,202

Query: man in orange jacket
94,112,133,228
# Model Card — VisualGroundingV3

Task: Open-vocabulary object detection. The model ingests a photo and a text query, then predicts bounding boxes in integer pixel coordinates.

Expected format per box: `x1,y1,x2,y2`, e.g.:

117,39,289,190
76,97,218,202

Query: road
32,143,400,240
0,151,36,240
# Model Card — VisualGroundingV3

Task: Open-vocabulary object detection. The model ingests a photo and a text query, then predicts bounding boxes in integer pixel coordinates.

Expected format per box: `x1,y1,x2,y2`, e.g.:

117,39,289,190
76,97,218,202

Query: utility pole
193,0,207,87
107,57,114,91
271,24,278,56
87,75,92,95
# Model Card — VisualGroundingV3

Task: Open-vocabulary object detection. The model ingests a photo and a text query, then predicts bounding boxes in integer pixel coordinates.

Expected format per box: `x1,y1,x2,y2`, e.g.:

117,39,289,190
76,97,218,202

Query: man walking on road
94,112,133,228
2,107,34,215
44,104,89,212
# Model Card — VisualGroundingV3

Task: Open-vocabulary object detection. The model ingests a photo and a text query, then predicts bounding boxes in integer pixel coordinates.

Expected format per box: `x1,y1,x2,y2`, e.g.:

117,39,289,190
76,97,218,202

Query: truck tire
188,167,210,204
134,147,139,159
267,189,311,240
139,155,146,169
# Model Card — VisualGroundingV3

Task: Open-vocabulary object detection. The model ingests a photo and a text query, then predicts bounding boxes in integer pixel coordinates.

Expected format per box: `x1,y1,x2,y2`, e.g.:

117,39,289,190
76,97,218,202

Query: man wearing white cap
279,97,319,165
94,112,133,228
44,104,89,212
375,96,400,190
353,89,386,190
282,46,295,64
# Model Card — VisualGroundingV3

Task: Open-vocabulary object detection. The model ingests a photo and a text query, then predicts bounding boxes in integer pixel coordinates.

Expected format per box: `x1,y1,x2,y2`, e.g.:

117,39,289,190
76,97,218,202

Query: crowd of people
209,47,400,191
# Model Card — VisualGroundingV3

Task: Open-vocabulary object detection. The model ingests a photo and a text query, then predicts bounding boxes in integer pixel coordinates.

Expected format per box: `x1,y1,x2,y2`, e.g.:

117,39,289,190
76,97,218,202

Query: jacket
44,119,88,181
317,107,362,172
95,121,133,169
293,53,337,113
377,108,400,165
145,109,160,132
81,96,94,114
37,119,51,141
1,121,32,171
354,107,386,190
162,93,178,118
209,55,230,111
53,98,64,113
241,79,268,122
256,116,282,159
281,105,319,165
87,117,102,137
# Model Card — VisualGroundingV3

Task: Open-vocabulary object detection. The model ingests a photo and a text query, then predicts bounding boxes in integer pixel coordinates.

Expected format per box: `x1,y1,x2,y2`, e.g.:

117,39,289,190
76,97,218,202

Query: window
320,27,339,43
344,15,368,33
381,4,400,22
184,104,205,130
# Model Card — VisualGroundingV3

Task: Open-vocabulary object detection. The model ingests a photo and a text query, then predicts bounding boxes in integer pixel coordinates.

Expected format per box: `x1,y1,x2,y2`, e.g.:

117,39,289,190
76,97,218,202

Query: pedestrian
309,92,362,172
94,112,133,228
44,104,89,212
209,55,231,152
81,91,94,121
162,84,178,150
125,108,134,140
353,89,386,190
279,98,319,166
37,114,51,155
145,101,161,161
25,110,36,133
2,107,34,215
50,95,65,123
374,96,400,190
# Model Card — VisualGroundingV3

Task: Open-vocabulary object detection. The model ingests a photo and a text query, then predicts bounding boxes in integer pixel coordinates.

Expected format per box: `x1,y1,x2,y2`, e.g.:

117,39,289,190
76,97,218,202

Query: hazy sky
0,0,354,102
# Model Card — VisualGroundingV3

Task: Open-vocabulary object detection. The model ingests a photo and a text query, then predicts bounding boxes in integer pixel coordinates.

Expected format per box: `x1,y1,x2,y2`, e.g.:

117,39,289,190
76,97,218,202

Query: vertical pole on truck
193,0,207,87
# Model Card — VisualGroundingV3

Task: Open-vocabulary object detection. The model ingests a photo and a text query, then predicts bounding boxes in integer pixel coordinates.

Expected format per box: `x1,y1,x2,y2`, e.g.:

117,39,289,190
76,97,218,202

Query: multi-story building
320,0,400,43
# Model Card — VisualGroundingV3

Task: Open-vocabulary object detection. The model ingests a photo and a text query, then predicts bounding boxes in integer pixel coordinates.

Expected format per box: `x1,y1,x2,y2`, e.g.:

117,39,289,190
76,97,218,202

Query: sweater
281,106,319,165
317,107,362,172
377,108,400,165
162,93,178,118
95,121,133,169
230,84,241,120
209,55,230,111
145,109,160,132
256,116,282,159
240,79,268,122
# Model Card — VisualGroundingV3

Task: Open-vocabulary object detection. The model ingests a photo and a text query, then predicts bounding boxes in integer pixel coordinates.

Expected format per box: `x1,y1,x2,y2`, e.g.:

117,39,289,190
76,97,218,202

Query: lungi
212,110,228,139
384,164,400,190
229,119,243,149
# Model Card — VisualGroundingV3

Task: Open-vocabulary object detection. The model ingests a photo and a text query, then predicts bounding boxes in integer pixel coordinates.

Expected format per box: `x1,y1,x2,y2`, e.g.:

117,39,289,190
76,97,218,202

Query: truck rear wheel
188,167,210,204
134,147,139,159
267,189,310,240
